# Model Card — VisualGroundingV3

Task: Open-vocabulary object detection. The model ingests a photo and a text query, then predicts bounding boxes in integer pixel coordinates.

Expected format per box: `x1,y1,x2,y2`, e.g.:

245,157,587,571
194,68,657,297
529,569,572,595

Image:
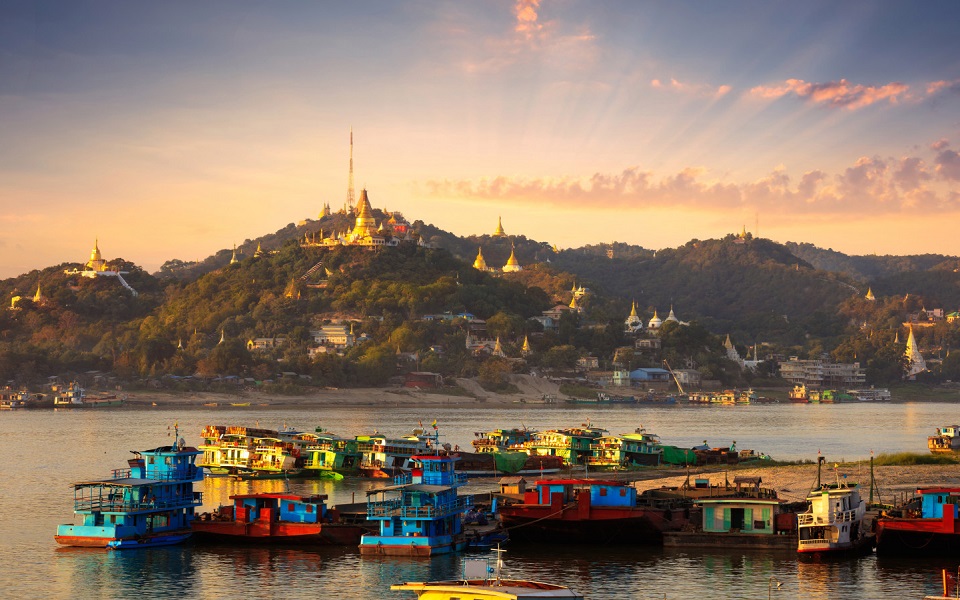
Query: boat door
730,508,745,531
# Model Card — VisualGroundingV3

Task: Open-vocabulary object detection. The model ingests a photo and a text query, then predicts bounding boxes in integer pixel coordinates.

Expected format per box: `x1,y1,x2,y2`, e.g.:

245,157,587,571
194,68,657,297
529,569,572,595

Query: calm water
2,401,957,599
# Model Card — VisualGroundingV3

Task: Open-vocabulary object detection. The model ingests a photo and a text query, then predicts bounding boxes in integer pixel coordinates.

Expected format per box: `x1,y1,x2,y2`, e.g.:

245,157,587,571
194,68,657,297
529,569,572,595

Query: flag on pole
431,419,438,430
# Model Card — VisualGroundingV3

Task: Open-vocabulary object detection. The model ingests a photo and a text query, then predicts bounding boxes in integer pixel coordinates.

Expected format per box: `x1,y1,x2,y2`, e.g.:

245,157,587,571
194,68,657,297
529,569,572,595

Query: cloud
927,79,960,96
651,78,731,98
935,148,960,181
422,141,960,216
514,0,543,40
748,78,910,110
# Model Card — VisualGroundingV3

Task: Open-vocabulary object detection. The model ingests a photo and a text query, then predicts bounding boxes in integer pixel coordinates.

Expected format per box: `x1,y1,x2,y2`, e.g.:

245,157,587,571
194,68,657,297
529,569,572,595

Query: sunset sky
3,1,960,279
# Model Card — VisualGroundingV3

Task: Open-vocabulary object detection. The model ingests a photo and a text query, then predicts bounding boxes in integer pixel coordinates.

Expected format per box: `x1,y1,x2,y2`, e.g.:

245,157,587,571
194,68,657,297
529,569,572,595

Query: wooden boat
875,487,960,556
498,479,692,544
55,426,203,549
359,450,470,556
392,548,583,599
52,382,85,407
788,384,809,403
929,426,960,453
191,492,372,545
924,568,960,600
356,429,433,478
797,479,872,556
472,428,537,454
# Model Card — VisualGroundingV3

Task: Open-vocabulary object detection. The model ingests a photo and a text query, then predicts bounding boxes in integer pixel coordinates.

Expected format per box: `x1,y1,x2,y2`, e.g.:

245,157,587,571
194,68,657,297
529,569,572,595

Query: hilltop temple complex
301,189,418,249
63,240,138,296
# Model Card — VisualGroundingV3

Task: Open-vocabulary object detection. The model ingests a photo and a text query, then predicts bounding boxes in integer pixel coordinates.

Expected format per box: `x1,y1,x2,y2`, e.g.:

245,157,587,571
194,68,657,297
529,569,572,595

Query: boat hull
876,521,960,556
191,522,368,546
359,536,467,556
55,529,193,549
500,508,683,544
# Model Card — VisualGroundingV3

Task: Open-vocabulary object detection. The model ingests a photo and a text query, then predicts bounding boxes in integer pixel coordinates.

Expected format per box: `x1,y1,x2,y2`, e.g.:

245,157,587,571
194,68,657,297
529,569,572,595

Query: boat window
620,488,627,496
599,487,607,496
306,504,313,513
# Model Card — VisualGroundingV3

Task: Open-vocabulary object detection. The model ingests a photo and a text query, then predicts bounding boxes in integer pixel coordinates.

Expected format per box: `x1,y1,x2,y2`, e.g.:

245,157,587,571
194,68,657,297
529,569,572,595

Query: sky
2,1,960,279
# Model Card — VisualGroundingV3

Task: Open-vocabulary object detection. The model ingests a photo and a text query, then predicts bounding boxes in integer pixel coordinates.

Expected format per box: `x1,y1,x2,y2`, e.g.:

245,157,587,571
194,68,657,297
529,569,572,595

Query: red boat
191,493,372,545
876,487,960,556
498,479,693,544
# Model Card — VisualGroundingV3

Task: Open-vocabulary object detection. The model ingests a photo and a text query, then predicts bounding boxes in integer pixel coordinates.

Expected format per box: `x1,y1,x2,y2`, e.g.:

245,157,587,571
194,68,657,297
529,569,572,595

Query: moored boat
848,388,891,402
359,449,470,556
55,427,203,549
875,487,960,556
498,478,692,544
929,426,960,454
191,492,371,545
454,451,564,477
391,548,584,599
796,472,872,556
788,384,809,403
52,382,85,407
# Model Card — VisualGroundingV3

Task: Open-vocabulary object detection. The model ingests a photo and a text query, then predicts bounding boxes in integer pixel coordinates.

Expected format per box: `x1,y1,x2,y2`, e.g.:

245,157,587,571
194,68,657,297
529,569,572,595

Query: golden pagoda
350,189,378,240
624,301,642,332
472,247,488,271
32,284,43,303
254,242,264,258
905,324,927,379
568,295,580,311
502,244,522,273
865,287,875,301
493,337,505,357
230,245,239,264
493,216,507,237
648,309,662,329
85,239,107,272
521,335,531,355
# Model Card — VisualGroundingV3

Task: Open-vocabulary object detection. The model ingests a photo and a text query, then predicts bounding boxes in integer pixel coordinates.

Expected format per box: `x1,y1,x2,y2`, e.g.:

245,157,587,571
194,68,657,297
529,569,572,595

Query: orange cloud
749,78,910,109
515,0,543,39
422,143,960,216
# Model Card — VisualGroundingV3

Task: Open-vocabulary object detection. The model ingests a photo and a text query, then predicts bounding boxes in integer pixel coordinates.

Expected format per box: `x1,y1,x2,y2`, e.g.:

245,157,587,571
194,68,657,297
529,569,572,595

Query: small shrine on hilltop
63,239,138,296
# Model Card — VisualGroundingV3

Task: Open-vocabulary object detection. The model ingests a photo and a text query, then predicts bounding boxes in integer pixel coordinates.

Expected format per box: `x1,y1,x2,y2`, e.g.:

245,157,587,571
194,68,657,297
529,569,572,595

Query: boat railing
110,466,200,481
75,491,203,512
366,496,472,519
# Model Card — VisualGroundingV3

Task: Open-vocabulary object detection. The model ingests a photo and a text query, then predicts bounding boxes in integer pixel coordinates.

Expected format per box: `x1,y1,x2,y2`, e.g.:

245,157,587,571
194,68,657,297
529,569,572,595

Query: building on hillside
673,369,702,389
247,337,286,352
724,334,741,366
577,356,600,371
628,368,672,384
635,337,662,350
403,372,443,389
779,357,866,388
310,324,356,350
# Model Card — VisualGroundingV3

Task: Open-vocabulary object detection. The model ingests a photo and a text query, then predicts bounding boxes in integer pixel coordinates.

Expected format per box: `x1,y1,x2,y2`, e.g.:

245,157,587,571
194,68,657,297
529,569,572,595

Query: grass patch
559,383,599,399
872,451,960,466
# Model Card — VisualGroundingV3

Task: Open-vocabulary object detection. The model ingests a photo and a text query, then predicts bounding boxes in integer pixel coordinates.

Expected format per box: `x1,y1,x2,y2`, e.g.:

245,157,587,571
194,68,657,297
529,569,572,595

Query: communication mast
345,127,355,213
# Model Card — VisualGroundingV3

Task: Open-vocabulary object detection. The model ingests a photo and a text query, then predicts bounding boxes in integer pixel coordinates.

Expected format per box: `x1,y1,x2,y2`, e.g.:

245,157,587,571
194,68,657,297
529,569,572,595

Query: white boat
391,548,583,599
847,388,891,402
797,474,871,555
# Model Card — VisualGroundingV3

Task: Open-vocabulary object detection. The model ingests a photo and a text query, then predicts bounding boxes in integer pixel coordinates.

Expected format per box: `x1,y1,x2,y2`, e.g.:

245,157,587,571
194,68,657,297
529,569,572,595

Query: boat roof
142,446,200,454
366,484,451,495
698,498,782,506
229,493,327,502
73,477,159,487
535,479,624,487
917,487,960,495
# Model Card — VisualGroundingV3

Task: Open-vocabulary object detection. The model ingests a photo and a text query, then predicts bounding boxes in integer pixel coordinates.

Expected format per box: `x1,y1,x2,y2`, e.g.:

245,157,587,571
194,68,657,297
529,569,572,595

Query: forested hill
551,234,859,345
784,242,959,281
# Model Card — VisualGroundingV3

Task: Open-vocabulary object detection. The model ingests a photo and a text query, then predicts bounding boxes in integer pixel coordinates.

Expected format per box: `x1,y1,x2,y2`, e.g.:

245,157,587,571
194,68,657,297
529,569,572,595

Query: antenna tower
345,128,355,213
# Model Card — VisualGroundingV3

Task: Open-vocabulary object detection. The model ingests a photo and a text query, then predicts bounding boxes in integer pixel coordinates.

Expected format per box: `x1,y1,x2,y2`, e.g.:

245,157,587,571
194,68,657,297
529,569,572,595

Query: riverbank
615,462,960,505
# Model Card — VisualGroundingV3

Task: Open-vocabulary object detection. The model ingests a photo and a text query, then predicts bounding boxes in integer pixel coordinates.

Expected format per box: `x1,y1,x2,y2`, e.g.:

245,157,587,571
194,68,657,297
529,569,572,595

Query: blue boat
55,427,203,549
359,448,470,556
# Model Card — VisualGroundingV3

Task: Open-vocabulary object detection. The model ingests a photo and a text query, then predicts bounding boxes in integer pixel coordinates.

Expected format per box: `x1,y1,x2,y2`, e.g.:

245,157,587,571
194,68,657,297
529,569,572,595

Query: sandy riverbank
119,374,570,409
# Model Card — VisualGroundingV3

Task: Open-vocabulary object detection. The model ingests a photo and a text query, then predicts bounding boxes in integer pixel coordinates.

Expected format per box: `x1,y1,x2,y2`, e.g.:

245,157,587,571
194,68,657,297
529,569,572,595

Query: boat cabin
916,488,960,519
699,498,784,534
219,493,330,524
523,480,637,508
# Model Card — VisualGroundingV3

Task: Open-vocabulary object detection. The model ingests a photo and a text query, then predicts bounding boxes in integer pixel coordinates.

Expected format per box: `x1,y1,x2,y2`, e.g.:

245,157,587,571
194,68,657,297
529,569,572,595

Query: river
1,401,955,599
